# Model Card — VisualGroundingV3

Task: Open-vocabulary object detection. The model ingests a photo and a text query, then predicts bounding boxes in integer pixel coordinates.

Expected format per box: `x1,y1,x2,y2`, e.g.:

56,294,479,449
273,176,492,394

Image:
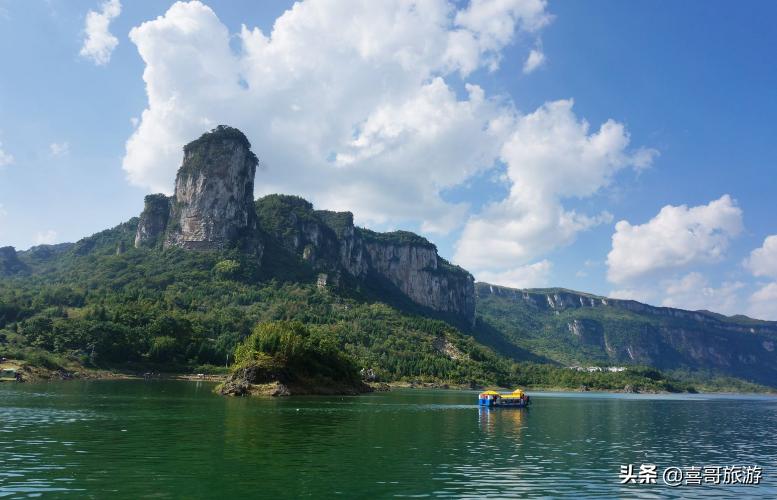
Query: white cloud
80,0,121,65
449,0,552,74
523,47,545,73
0,142,13,167
611,273,745,315
748,282,777,321
660,272,744,315
476,259,552,288
454,99,654,273
0,203,5,241
34,230,58,245
609,288,654,303
49,142,69,158
744,235,777,279
123,0,553,234
743,236,777,320
606,195,743,285
605,197,747,315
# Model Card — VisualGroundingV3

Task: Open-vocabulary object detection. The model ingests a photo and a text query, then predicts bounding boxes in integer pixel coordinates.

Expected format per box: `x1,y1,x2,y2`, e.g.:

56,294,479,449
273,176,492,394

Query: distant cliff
476,283,777,386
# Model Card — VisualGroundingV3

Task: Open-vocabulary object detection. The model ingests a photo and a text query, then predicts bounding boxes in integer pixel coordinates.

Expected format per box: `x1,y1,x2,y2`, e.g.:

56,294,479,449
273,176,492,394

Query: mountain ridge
476,282,776,327
1,125,775,390
475,282,777,386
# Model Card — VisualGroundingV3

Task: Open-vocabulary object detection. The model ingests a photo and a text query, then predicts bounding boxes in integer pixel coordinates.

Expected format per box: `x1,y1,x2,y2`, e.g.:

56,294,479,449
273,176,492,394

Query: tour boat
478,389,530,407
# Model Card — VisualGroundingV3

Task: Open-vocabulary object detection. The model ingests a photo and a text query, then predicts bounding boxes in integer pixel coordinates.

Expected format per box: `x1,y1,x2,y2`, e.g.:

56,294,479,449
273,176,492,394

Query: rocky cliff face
0,246,27,275
356,233,475,321
164,126,260,253
132,126,262,256
477,284,777,336
134,194,171,248
256,195,476,322
127,126,474,321
254,195,342,269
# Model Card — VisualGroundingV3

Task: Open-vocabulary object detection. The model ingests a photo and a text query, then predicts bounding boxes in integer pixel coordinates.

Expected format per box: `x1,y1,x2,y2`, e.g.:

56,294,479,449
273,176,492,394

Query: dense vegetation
183,125,258,165
356,228,436,248
0,209,773,393
232,320,361,385
476,285,777,387
0,220,510,384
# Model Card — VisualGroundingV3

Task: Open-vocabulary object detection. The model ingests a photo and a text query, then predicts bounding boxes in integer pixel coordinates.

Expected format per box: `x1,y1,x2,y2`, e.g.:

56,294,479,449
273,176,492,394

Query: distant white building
569,366,626,373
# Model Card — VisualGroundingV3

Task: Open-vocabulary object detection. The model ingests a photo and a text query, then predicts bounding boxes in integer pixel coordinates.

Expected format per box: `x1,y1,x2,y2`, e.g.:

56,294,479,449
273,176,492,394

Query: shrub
214,260,241,280
233,320,360,383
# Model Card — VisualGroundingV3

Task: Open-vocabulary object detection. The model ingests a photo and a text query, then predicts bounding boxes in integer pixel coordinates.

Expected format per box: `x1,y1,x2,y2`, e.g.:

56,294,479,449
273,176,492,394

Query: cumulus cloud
523,47,545,73
0,142,13,167
449,0,552,74
80,0,121,65
748,283,777,321
743,236,777,320
454,99,655,273
34,230,58,245
476,259,552,288
0,203,5,241
744,235,777,279
609,287,654,303
660,272,744,315
123,0,553,234
606,195,743,285
49,142,70,158
611,273,745,315
606,196,747,315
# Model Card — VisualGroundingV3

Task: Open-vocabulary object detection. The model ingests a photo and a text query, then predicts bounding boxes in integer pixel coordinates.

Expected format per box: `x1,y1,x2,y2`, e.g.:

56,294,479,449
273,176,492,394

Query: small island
217,320,372,396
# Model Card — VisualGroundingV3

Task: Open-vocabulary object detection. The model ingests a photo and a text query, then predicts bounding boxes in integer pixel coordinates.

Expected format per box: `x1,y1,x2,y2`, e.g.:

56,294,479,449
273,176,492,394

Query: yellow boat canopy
512,389,525,396
480,390,500,396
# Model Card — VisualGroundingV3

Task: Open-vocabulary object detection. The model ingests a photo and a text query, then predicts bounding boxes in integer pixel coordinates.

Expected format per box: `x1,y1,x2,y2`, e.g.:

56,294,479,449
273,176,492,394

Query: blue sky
0,0,776,318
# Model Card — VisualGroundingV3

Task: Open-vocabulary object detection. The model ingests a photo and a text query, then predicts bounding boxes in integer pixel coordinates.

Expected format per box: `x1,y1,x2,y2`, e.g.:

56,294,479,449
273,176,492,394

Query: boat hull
478,398,527,408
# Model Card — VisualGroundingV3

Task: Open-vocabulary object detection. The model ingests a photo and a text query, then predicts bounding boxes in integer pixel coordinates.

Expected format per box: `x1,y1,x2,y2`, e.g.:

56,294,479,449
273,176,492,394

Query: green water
1,381,776,498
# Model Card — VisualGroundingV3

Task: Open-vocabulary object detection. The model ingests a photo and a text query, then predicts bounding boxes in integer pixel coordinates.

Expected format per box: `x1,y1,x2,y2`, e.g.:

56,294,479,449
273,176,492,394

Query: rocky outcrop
134,194,171,248
218,362,371,397
355,231,475,321
164,126,260,253
256,195,476,322
255,195,342,269
128,125,474,321
0,246,27,275
131,126,262,256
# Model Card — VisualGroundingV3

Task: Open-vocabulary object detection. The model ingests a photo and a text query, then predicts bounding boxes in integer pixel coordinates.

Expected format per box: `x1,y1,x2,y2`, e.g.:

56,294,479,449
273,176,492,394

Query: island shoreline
4,361,775,397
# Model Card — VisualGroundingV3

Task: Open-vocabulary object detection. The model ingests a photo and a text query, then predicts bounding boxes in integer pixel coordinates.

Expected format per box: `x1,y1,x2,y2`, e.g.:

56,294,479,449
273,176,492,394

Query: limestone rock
164,125,261,254
256,195,476,322
134,194,171,248
357,234,475,322
0,246,27,276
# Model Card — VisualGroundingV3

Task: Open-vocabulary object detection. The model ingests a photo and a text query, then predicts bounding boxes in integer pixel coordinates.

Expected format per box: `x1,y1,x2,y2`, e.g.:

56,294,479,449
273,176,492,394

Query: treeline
1,240,768,393
0,244,514,384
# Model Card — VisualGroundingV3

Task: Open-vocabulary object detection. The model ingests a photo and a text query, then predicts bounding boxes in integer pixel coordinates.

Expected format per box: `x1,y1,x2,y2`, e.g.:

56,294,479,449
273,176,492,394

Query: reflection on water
1,383,776,498
478,407,526,437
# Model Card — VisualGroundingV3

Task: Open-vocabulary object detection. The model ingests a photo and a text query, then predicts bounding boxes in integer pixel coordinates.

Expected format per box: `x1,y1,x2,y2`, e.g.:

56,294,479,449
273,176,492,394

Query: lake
1,381,775,498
